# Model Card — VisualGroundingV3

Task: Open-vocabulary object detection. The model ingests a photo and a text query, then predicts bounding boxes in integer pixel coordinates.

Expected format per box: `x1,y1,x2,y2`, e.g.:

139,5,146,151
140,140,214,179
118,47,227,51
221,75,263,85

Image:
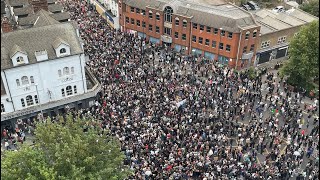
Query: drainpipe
79,54,86,93
3,70,16,111
236,27,243,70
189,20,192,55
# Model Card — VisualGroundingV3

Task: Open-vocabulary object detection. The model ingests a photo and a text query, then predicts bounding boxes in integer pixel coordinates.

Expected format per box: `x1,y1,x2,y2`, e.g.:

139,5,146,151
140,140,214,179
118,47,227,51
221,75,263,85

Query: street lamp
34,84,43,120
217,27,223,65
141,12,145,56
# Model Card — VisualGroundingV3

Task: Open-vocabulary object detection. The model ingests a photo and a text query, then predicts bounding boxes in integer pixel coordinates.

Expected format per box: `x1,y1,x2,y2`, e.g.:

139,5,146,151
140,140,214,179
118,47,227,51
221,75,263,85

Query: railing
1,67,101,121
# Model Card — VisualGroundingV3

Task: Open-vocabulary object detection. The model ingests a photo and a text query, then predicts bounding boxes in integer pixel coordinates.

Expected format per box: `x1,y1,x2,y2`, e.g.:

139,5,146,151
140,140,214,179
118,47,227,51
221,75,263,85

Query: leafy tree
280,20,319,89
1,115,132,180
300,0,319,17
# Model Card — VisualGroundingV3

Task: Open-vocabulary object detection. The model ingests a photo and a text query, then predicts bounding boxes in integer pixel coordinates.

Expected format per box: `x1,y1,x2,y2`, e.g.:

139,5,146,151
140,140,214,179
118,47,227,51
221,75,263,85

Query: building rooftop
47,3,63,12
124,0,258,32
253,9,318,34
13,6,33,16
6,0,29,7
1,18,83,69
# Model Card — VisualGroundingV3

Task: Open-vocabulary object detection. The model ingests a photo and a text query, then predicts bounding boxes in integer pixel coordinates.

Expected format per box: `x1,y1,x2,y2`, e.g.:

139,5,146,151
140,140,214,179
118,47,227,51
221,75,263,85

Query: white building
1,11,101,127
90,0,120,30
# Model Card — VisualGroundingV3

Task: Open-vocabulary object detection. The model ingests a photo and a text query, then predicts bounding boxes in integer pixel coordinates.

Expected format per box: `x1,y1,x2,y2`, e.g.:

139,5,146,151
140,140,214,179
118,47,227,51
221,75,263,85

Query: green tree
1,115,132,180
300,0,319,17
280,20,319,89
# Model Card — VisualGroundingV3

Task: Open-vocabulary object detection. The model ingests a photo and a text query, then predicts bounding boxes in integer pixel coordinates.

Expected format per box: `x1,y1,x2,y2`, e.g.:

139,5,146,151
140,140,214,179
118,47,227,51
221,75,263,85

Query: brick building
253,9,318,65
119,0,260,69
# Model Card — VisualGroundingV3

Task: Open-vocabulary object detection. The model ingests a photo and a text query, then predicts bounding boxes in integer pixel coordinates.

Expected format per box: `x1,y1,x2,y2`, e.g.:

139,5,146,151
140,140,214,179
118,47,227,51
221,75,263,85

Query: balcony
1,67,101,121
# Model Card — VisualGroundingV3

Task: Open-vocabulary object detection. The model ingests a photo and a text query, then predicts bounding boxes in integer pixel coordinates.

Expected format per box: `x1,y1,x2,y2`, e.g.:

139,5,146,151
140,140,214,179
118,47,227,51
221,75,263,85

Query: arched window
60,48,66,54
71,67,74,74
245,31,250,40
148,10,153,19
21,98,25,107
16,56,24,63
30,76,34,84
21,76,29,85
164,6,173,23
183,19,187,27
16,79,20,86
73,85,77,94
63,67,69,75
66,86,73,96
253,29,257,38
175,17,179,26
26,95,34,106
58,70,62,77
34,95,39,104
61,88,65,97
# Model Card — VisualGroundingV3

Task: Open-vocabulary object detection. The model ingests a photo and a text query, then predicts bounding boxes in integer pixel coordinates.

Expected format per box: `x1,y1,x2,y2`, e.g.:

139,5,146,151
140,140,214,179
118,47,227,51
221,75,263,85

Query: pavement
1,53,318,178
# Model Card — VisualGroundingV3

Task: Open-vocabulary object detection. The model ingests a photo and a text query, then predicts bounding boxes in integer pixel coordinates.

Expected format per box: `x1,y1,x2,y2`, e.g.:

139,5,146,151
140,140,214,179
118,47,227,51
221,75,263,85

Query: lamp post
217,27,223,65
34,84,43,120
141,12,145,56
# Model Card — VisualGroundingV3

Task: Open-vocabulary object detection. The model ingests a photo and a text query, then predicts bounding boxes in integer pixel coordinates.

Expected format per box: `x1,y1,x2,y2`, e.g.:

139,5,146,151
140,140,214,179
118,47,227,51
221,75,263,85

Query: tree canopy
1,115,132,180
300,0,319,17
280,20,319,90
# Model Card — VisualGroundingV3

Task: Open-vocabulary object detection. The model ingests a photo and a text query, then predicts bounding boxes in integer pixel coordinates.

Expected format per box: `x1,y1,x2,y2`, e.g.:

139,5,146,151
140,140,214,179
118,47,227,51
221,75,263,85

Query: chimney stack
28,0,48,12
1,17,12,33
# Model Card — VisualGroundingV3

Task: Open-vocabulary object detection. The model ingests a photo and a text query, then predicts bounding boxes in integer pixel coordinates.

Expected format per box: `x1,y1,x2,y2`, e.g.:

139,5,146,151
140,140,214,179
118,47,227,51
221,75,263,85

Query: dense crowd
2,0,319,179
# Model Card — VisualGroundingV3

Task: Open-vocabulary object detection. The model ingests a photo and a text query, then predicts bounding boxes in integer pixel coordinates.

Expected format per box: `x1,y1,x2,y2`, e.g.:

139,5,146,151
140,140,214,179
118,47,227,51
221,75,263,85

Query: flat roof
124,0,258,32
253,9,318,34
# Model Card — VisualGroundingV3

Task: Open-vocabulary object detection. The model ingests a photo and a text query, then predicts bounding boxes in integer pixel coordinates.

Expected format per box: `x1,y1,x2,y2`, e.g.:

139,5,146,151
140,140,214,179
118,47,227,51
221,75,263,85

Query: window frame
261,41,270,49
21,98,25,107
214,28,218,35
156,26,160,33
221,30,225,36
182,34,186,41
34,95,39,104
175,18,179,26
205,39,210,46
74,86,77,94
199,37,203,44
174,32,179,39
26,95,34,106
245,31,250,40
130,18,134,25
63,67,70,75
200,25,204,31
182,20,187,28
1,103,5,113
164,6,173,22
21,76,29,85
61,88,65,97
16,56,24,63
30,76,34,84
250,44,255,52
66,86,73,96
60,48,66,54
212,40,216,48
192,23,198,29
148,24,153,31
192,35,197,42
243,46,247,53
228,32,233,39
226,44,231,52
16,79,20,86
206,26,211,33
156,13,160,20
148,11,153,19
130,7,134,12
219,43,224,50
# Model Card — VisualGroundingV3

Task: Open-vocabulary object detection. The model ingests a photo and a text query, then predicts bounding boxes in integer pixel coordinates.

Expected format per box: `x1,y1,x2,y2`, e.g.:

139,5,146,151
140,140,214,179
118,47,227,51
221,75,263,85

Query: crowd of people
2,0,319,179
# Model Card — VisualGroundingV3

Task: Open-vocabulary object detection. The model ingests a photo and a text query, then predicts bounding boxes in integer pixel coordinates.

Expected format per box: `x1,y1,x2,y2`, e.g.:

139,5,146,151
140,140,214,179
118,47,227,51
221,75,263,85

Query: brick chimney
1,17,12,33
28,0,48,12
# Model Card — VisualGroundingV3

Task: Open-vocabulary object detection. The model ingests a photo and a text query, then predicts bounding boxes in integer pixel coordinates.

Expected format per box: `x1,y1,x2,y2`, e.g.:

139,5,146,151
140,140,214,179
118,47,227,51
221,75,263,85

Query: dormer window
60,48,66,54
53,38,70,57
16,56,24,64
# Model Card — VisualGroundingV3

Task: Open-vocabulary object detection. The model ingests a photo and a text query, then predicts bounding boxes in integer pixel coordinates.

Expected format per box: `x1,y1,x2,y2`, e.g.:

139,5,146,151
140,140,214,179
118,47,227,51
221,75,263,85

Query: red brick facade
118,0,260,69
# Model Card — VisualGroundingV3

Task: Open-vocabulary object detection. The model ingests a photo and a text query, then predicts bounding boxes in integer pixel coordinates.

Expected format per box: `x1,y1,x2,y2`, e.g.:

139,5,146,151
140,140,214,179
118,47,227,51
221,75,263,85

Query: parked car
272,6,285,13
241,4,251,11
247,1,260,10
